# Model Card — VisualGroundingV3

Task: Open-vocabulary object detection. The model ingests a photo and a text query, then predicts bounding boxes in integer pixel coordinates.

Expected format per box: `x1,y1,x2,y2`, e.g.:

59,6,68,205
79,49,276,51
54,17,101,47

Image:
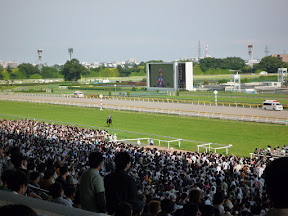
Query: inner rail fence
0,114,231,154
0,95,287,125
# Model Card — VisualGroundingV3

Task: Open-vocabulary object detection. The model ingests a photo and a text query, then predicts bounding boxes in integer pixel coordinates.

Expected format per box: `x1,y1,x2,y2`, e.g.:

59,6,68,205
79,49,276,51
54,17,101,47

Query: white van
262,100,283,111
73,91,84,98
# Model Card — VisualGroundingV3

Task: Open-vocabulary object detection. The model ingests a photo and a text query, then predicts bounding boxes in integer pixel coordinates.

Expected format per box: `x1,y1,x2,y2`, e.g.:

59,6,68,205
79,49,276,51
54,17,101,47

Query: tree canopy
61,58,87,81
259,56,285,73
18,63,40,78
199,57,246,72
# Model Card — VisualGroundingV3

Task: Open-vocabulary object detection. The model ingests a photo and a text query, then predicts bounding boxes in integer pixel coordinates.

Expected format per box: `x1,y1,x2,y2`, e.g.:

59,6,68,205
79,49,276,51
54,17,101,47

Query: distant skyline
1,0,287,65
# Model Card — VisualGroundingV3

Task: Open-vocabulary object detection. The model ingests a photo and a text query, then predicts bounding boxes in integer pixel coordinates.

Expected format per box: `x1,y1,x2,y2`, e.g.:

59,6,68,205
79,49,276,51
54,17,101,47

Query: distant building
126,58,139,65
179,57,200,63
1,61,18,69
272,54,288,63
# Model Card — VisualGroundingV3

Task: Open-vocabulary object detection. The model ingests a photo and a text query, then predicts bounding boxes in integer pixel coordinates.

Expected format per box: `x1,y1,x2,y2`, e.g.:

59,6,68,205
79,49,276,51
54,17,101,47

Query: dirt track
1,93,287,119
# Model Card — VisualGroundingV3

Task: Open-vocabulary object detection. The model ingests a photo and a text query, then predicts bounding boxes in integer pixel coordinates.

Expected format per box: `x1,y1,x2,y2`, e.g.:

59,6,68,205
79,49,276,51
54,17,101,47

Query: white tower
205,45,208,57
248,44,253,68
278,68,287,85
37,49,43,70
230,71,241,92
68,48,73,61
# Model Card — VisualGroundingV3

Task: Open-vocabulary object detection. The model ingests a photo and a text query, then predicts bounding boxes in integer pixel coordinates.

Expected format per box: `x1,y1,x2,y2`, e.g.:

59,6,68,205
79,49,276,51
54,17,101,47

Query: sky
1,0,288,66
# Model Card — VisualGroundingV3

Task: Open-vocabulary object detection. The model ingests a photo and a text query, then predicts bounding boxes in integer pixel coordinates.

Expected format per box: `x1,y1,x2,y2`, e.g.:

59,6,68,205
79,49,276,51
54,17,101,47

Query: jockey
108,114,111,120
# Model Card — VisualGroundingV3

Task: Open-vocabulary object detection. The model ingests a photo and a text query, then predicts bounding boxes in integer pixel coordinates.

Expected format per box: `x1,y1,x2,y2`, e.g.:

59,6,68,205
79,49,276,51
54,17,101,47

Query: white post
99,94,103,111
214,90,218,105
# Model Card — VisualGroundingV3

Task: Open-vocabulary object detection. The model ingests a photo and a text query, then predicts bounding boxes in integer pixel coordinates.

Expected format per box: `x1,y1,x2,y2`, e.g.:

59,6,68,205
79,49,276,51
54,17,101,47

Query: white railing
117,138,182,149
197,143,233,154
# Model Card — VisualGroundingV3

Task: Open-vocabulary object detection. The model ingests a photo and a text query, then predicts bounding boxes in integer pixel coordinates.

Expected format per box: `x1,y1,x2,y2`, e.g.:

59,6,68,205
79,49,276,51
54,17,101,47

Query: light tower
248,44,253,68
68,48,73,61
37,49,43,70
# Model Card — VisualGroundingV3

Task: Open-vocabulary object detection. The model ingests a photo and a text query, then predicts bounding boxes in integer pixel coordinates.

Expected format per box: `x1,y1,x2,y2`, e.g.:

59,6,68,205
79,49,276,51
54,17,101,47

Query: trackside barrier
117,138,182,149
197,143,233,154
0,96,287,125
104,95,263,109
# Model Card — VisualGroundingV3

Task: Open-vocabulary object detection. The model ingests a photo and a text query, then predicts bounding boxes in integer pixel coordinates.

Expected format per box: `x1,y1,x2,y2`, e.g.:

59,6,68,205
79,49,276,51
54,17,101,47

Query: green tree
18,63,40,78
259,56,284,73
0,67,4,80
29,74,43,79
222,57,246,70
61,59,87,81
6,66,12,73
41,66,60,78
10,68,26,79
98,68,120,77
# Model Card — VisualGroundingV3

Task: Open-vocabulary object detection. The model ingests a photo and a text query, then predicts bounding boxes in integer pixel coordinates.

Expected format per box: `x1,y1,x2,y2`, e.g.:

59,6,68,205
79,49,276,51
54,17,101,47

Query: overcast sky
1,0,287,65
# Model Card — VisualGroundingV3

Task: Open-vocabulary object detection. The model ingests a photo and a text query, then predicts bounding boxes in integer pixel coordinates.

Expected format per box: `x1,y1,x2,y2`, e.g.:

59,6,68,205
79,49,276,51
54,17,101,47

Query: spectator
39,169,55,191
64,186,76,207
105,151,139,215
0,169,13,191
264,157,288,216
56,166,68,192
7,170,29,195
213,191,225,215
114,201,133,216
49,182,72,207
148,200,161,216
79,151,106,213
0,144,8,185
158,198,174,216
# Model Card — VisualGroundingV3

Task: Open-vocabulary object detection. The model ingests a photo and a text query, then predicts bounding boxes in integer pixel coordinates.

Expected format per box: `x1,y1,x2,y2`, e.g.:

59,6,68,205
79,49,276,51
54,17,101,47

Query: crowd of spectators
0,119,287,216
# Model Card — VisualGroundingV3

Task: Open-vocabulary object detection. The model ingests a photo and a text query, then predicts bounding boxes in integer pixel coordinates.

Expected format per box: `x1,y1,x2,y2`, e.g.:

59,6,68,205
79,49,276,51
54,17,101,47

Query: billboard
148,63,174,88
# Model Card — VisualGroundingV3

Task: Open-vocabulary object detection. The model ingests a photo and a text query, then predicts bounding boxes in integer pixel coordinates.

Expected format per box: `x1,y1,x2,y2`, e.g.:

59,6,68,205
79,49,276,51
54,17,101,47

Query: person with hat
157,68,164,87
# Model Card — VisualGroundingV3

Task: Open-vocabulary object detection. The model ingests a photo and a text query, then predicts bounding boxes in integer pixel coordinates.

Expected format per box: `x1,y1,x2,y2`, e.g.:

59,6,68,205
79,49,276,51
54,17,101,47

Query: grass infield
0,100,287,157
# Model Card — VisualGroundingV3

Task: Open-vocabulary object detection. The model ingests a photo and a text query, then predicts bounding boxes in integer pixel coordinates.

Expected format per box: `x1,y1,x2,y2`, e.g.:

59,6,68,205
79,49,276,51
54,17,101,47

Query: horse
107,118,112,127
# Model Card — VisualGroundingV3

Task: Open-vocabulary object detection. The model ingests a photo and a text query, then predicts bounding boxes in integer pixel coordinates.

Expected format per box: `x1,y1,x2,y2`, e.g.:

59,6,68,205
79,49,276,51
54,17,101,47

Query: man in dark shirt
104,151,139,215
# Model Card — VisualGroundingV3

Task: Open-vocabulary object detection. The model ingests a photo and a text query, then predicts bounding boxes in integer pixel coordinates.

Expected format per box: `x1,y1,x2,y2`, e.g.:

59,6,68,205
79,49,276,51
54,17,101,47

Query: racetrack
1,93,287,124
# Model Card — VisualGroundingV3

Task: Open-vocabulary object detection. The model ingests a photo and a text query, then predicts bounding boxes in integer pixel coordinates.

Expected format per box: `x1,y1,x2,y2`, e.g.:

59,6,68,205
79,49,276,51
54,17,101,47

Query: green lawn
0,100,287,157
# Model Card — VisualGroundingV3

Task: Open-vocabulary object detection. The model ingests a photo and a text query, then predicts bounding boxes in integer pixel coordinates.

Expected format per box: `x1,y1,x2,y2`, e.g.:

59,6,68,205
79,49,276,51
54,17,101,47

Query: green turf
0,100,287,156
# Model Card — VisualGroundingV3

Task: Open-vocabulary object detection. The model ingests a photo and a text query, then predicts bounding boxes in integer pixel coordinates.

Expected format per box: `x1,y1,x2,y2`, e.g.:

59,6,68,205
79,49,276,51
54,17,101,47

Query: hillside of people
0,119,287,216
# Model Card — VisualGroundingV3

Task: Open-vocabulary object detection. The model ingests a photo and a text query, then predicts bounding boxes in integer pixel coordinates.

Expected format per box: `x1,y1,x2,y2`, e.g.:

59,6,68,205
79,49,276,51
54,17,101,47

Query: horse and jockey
106,114,112,127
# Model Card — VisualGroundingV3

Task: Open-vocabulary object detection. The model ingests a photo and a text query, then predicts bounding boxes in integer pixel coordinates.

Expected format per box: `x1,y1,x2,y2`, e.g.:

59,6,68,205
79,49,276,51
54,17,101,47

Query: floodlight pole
68,48,73,61
37,49,43,70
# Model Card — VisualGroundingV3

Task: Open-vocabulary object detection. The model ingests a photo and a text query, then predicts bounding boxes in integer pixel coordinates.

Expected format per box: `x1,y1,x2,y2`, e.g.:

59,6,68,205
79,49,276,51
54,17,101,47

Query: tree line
0,56,287,81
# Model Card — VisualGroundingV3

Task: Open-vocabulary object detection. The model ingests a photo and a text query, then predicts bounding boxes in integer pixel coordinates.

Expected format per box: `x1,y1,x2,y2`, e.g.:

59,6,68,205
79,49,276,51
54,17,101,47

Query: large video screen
149,63,174,88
